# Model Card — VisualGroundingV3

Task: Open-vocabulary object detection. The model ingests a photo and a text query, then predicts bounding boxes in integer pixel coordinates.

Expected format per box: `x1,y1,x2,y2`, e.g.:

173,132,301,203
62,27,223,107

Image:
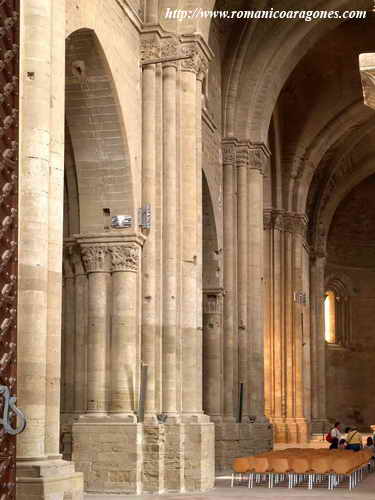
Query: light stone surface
18,1,375,498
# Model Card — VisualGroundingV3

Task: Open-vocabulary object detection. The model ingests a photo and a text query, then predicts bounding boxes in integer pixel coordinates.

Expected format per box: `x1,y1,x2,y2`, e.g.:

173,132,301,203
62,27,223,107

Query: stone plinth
16,460,83,500
215,421,273,471
72,421,215,494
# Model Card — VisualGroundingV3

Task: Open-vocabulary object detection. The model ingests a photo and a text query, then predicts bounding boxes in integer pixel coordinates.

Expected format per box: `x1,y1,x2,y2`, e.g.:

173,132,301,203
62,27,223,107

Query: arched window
324,290,336,343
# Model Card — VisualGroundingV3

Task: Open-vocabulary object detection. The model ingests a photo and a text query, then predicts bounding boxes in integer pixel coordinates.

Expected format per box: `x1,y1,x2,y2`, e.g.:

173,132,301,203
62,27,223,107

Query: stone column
310,254,328,433
109,243,140,418
180,42,208,418
17,0,52,461
141,35,159,420
263,210,273,419
73,249,88,414
283,213,310,442
45,0,66,458
222,140,237,421
272,212,287,440
236,145,249,418
293,215,309,442
62,249,75,414
247,144,269,420
80,245,111,414
17,0,84,497
203,290,224,420
161,41,179,417
263,210,289,441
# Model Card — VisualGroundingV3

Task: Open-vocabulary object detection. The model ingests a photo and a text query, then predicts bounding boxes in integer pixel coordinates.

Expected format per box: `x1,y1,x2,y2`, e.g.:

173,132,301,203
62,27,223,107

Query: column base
271,417,310,443
215,418,273,471
72,420,214,493
16,458,83,500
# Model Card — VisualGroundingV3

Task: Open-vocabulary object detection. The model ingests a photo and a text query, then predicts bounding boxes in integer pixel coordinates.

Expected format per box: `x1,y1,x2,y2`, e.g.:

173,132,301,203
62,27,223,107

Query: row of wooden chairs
231,448,374,490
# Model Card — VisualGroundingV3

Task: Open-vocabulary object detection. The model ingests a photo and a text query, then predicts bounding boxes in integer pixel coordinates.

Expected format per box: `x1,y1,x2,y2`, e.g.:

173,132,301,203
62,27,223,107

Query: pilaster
222,139,238,423
263,209,310,443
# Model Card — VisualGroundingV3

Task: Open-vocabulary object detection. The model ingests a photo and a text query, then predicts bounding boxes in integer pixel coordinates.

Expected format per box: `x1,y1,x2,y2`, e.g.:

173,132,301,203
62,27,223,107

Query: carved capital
274,212,285,232
109,245,139,272
263,210,273,231
222,140,237,166
263,209,285,231
141,35,161,63
180,42,208,76
71,246,86,276
161,36,179,69
81,245,110,273
248,144,269,174
236,146,249,168
284,213,308,238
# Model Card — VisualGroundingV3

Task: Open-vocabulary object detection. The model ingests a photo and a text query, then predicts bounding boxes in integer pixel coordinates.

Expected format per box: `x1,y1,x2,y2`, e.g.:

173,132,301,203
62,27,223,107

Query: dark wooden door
0,1,20,498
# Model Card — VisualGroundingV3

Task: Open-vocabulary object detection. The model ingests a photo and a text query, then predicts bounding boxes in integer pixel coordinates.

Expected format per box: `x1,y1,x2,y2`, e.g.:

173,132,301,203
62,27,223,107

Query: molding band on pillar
236,141,271,174
263,209,308,238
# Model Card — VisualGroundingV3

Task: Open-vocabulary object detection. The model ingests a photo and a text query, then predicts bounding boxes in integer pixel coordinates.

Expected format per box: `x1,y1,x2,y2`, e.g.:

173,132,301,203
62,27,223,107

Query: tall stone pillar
161,44,179,418
247,144,269,421
45,0,66,459
203,290,224,420
141,36,159,420
272,213,285,426
62,249,75,414
17,0,83,497
264,210,288,442
283,213,310,442
236,146,249,418
263,210,273,419
179,41,208,418
80,244,111,415
222,140,237,423
109,242,141,418
18,0,52,463
310,253,328,433
73,249,88,414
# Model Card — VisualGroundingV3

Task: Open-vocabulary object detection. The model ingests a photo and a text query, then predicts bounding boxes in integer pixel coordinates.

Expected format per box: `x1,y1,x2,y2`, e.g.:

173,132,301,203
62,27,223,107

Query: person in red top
331,422,342,441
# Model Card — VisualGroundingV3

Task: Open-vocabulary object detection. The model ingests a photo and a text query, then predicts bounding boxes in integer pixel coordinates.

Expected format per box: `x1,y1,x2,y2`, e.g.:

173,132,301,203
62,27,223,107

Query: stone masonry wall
215,422,273,471
72,422,215,494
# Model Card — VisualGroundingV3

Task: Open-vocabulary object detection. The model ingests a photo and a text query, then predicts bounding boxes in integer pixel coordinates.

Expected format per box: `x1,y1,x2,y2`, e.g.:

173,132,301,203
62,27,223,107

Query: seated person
338,439,347,449
329,437,339,449
365,436,375,458
346,427,362,451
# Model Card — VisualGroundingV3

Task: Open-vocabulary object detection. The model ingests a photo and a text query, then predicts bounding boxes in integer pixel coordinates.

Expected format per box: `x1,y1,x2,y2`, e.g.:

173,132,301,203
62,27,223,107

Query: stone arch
294,103,374,215
65,28,135,233
325,273,355,298
312,156,375,256
223,0,368,141
203,171,221,290
64,127,80,238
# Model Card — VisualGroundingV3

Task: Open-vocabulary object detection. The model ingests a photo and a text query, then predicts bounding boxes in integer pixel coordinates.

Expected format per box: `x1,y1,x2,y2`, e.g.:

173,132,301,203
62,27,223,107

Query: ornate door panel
0,1,22,499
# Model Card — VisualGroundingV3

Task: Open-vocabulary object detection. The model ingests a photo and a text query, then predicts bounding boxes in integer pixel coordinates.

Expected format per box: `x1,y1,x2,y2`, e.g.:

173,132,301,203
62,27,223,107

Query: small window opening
324,290,336,343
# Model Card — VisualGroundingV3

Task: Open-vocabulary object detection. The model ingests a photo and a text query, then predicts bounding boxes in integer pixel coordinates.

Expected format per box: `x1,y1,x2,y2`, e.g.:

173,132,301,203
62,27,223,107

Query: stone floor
85,474,375,499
